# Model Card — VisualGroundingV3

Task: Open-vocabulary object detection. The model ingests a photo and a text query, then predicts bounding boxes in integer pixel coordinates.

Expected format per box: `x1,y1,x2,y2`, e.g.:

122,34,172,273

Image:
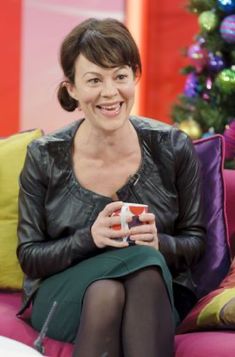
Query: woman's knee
84,279,125,316
123,267,171,299
128,267,164,285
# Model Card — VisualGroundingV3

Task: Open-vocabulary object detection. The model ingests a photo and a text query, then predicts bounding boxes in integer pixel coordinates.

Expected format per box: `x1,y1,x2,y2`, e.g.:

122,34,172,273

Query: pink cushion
224,169,235,257
0,292,72,357
175,331,235,356
2,291,235,356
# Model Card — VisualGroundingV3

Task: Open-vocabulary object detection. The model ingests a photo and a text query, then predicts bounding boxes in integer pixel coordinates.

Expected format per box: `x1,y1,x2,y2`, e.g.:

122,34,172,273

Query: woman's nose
101,80,118,97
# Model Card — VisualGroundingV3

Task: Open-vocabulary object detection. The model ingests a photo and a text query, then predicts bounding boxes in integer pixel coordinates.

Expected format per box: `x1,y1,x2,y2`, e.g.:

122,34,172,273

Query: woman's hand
91,201,131,249
129,213,159,250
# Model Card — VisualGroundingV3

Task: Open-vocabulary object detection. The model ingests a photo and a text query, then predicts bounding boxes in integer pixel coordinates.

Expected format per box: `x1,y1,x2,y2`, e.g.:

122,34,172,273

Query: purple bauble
184,73,199,97
197,36,206,46
188,43,209,72
207,52,225,72
206,77,213,90
224,120,235,159
220,15,235,44
202,92,210,101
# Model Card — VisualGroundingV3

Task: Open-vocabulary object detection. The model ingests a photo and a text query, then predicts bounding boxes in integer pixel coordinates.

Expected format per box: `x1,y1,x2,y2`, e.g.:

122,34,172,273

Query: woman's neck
74,119,139,161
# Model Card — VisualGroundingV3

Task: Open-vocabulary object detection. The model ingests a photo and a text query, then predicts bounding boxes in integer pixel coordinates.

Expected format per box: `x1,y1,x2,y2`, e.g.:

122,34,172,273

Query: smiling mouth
96,102,124,117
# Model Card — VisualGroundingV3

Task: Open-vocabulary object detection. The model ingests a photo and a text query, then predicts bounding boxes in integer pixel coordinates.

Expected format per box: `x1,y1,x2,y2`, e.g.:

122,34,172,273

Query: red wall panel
140,1,198,123
0,0,21,135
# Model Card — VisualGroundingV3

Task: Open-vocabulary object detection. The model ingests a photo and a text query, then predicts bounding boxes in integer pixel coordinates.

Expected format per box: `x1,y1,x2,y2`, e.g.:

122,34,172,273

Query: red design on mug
111,203,148,242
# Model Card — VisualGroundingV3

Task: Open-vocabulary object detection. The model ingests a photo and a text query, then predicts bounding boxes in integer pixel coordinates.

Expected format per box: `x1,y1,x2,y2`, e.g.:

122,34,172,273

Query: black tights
73,267,174,357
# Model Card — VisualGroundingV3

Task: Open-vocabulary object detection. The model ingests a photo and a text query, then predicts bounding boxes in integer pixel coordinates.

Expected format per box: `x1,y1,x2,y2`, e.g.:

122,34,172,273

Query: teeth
99,103,121,110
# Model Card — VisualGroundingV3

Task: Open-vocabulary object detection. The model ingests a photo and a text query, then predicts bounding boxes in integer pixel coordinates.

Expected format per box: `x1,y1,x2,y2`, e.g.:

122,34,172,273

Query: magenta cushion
224,169,235,257
0,292,72,357
175,331,235,357
192,135,231,297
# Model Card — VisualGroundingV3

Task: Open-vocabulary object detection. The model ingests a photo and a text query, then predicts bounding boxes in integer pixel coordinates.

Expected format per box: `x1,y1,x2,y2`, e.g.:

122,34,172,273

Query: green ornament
191,0,205,5
216,69,235,94
230,50,235,64
190,0,212,11
198,11,218,32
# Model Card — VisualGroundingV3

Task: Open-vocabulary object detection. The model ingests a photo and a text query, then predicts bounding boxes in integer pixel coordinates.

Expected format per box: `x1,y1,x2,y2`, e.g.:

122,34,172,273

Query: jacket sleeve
158,130,206,274
17,143,98,279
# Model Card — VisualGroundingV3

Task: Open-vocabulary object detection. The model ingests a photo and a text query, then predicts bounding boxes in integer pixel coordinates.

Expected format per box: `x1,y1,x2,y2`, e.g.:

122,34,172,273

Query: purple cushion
0,292,72,357
192,135,231,297
175,331,235,357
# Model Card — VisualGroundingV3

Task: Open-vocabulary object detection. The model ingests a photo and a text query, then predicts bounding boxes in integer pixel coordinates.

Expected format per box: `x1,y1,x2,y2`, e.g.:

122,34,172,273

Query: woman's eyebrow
82,66,128,78
82,71,102,78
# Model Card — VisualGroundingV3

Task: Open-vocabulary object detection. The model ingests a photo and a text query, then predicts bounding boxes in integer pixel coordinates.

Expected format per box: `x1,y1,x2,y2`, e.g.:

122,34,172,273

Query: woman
17,18,205,357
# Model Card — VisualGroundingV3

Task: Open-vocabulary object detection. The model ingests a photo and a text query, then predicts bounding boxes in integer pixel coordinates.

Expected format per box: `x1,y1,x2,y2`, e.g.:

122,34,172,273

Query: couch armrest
224,169,235,257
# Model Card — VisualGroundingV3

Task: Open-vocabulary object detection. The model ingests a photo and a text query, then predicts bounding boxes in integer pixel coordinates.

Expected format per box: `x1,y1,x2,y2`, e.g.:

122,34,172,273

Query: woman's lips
96,102,123,117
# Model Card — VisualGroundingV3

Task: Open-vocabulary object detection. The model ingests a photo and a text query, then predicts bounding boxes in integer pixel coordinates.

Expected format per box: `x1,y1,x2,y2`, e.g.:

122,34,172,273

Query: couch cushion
0,292,72,356
0,130,42,290
177,257,235,333
175,331,235,357
224,169,235,257
192,135,231,298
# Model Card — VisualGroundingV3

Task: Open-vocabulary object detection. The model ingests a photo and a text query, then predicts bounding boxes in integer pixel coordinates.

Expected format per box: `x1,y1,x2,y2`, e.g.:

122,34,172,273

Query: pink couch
0,169,235,357
175,169,235,357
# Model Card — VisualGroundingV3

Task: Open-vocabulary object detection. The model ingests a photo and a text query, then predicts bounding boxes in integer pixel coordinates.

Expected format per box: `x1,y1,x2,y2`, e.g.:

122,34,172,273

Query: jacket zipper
129,173,142,202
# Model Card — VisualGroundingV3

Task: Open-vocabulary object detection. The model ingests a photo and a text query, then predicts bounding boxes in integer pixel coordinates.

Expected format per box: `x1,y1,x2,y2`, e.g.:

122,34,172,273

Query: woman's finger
130,224,157,235
109,227,130,238
134,240,155,246
100,201,123,217
106,214,132,227
98,226,130,240
138,212,156,223
103,237,129,248
129,233,155,242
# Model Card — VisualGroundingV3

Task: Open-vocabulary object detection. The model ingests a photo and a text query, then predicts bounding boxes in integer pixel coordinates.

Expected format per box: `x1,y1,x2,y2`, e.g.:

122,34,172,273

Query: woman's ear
134,69,141,85
64,82,78,101
134,76,140,85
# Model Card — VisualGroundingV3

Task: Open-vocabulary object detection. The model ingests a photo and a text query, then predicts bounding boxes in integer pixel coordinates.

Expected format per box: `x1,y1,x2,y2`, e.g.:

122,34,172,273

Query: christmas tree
171,0,235,168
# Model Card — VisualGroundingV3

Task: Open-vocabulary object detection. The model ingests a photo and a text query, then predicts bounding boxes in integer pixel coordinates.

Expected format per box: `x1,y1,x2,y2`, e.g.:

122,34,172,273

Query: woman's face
67,54,137,133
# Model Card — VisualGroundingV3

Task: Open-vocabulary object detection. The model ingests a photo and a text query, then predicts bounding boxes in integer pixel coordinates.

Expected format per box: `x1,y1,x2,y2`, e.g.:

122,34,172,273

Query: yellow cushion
0,129,42,289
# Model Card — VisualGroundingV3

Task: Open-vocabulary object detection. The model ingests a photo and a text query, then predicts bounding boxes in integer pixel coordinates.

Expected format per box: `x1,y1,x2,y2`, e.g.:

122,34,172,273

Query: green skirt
31,245,173,342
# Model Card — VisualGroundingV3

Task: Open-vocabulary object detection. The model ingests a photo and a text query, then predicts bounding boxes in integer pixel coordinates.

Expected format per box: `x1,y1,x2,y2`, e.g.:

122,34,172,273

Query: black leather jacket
17,116,206,312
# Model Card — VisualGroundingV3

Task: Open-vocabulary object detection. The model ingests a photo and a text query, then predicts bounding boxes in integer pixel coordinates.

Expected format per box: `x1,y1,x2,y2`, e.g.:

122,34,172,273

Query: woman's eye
117,74,128,80
88,78,100,84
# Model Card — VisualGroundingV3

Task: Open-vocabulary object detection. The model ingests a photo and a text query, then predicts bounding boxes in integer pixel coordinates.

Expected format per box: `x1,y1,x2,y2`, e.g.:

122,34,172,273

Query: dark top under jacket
17,116,206,312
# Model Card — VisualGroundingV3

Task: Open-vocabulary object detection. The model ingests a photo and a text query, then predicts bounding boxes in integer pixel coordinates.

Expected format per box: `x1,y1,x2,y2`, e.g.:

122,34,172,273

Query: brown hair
57,18,142,111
